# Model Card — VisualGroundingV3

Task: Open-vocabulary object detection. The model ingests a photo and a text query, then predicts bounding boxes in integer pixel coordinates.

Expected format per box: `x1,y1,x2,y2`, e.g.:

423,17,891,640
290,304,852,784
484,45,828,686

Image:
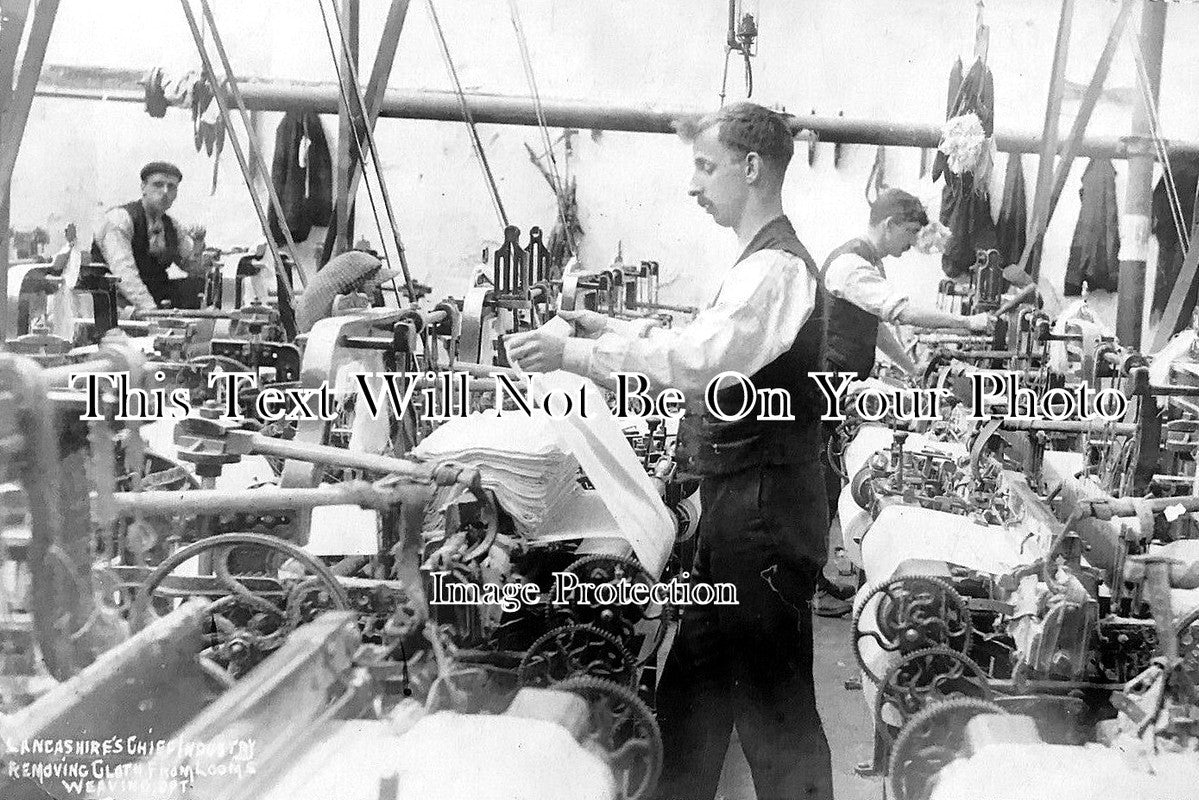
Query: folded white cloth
413,409,582,536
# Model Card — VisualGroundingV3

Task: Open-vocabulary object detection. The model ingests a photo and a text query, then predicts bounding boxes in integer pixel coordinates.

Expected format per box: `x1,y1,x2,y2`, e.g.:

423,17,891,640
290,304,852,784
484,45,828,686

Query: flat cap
140,161,183,182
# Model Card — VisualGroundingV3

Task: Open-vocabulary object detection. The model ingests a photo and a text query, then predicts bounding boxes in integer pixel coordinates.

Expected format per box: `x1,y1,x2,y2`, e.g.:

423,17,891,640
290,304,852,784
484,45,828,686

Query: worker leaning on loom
90,160,211,311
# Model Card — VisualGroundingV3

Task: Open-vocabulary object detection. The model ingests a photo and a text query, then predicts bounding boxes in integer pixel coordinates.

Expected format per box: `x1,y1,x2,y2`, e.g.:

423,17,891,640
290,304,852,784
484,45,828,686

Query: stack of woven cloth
411,410,581,537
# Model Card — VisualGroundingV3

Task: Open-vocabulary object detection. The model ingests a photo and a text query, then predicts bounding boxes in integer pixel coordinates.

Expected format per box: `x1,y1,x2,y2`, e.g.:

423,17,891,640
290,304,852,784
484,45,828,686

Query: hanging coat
934,58,998,279
1063,159,1120,296
996,154,1028,269
268,110,333,244
1151,155,1199,323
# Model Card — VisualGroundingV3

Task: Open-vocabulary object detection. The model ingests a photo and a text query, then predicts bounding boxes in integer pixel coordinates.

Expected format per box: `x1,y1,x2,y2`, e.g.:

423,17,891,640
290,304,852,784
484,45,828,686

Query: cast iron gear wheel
555,675,663,800
887,696,1008,800
518,623,637,688
874,645,992,746
849,464,876,510
852,575,972,686
564,553,656,613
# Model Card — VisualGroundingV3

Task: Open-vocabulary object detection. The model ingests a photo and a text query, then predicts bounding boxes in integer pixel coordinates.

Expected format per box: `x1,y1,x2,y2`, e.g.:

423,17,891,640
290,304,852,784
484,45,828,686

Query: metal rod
178,0,297,338
334,0,359,255
626,299,698,314
31,80,1199,160
1117,0,1168,348
1093,494,1199,518
999,419,1137,436
110,480,430,515
197,0,308,289
230,429,430,478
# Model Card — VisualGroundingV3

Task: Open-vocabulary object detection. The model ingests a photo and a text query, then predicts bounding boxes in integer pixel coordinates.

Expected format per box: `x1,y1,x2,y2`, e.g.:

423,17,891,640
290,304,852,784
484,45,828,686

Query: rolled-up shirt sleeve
823,252,909,323
175,226,204,276
96,207,156,311
562,250,817,397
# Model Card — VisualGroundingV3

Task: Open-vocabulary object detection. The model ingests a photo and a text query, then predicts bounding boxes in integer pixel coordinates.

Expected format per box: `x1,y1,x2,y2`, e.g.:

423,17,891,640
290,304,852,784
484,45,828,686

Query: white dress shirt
561,248,819,398
822,251,909,323
96,205,201,310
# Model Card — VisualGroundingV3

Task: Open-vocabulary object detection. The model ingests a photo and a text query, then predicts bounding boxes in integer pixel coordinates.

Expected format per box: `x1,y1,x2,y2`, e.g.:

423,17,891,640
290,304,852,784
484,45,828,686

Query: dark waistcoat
679,215,826,476
820,238,884,381
91,200,181,306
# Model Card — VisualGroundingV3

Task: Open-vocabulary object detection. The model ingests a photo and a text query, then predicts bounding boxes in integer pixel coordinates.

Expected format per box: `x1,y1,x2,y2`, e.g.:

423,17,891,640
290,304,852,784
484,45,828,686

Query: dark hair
673,102,795,169
869,188,929,227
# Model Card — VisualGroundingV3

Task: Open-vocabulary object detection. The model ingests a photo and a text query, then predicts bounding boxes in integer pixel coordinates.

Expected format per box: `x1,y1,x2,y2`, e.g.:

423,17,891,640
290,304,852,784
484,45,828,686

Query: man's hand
966,313,994,333
556,308,609,339
505,327,567,372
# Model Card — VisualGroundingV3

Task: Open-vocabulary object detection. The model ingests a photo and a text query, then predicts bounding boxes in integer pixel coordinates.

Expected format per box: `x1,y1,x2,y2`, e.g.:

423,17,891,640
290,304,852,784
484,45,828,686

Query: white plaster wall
13,0,1199,334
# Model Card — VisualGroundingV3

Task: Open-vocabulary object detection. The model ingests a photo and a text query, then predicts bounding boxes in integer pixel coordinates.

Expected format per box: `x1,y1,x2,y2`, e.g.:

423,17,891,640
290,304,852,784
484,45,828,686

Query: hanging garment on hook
807,110,819,167
935,57,997,278
996,153,1028,269
865,146,888,204
1064,159,1120,296
1152,155,1199,321
833,111,846,168
269,110,333,245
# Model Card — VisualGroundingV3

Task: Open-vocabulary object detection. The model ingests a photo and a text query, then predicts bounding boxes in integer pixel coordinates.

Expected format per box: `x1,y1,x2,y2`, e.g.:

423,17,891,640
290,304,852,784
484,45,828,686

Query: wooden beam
0,0,56,340
0,1,31,108
1027,0,1075,283
1016,0,1134,274
320,0,411,266
0,0,59,189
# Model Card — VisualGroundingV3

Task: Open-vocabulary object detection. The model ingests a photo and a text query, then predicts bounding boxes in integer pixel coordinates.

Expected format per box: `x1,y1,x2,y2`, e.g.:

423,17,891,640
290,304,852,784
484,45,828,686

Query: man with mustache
506,101,833,800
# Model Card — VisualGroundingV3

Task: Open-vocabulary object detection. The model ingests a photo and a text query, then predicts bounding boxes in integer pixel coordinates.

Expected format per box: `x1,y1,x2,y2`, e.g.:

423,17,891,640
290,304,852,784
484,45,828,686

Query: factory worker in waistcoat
91,161,210,312
506,102,834,800
816,189,994,603
821,188,991,381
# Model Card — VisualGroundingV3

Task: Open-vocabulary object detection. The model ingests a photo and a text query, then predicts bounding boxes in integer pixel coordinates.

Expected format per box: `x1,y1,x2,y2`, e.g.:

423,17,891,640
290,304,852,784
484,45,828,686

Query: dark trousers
654,462,834,800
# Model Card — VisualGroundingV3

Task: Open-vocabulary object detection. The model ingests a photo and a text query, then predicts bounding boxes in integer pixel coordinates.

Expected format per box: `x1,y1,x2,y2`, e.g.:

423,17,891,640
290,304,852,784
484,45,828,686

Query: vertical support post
319,0,411,269
1027,0,1075,283
1117,0,1167,349
334,0,359,255
0,0,55,338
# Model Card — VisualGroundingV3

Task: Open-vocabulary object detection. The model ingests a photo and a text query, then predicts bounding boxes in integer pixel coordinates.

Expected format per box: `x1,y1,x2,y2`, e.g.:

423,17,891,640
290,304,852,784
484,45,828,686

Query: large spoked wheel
887,697,1007,800
518,623,636,688
874,646,992,746
128,533,350,677
852,575,973,685
556,675,663,800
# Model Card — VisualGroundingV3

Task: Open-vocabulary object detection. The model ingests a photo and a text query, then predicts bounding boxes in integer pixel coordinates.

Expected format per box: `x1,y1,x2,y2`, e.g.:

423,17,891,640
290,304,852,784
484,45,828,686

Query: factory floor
714,520,882,800
713,611,882,800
